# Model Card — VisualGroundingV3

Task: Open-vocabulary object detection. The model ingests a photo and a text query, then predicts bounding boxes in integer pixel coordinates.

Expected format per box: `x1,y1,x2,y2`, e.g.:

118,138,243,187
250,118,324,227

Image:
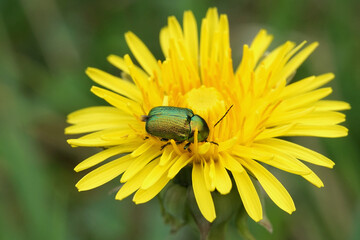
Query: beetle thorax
190,115,210,142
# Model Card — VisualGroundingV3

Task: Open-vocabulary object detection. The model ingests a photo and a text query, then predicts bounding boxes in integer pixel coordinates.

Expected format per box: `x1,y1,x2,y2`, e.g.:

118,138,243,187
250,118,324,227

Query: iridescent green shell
144,106,209,143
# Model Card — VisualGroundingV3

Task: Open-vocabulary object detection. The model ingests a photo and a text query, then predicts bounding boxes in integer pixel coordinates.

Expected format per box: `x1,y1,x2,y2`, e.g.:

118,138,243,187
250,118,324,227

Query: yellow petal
214,160,232,194
279,42,318,81
198,142,211,155
250,29,273,67
76,155,133,191
168,16,183,40
219,152,244,173
205,8,219,41
123,54,149,89
251,143,324,187
258,138,334,168
218,136,239,152
133,174,171,204
167,154,193,178
240,159,296,214
159,147,174,166
291,111,345,125
125,31,160,76
192,162,216,222
282,73,334,98
120,148,162,182
235,44,253,79
86,67,142,102
116,159,159,200
284,124,348,138
266,107,314,127
284,41,307,64
141,156,175,189
67,129,136,147
159,27,170,58
314,100,351,111
91,86,143,115
259,41,295,76
218,14,231,70
233,171,263,222
199,18,209,82
203,158,216,191
74,144,141,172
67,106,128,124
277,87,332,112
251,143,312,175
232,145,272,163
131,141,155,157
199,8,219,80
65,120,134,134
183,10,198,65
124,55,163,109
256,123,295,140
107,54,129,73
100,130,139,141
302,171,324,188
107,54,149,81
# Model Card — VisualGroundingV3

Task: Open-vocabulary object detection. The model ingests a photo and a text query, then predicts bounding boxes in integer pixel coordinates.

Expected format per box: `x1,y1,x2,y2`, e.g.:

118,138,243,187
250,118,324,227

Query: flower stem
197,219,211,240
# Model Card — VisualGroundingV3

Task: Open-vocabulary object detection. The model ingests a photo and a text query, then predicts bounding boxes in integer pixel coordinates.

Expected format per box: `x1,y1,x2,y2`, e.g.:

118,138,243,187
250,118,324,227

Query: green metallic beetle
142,105,233,150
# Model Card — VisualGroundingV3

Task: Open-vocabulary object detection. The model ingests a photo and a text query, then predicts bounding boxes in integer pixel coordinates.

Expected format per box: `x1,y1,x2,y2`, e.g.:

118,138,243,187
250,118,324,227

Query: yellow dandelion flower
66,8,350,223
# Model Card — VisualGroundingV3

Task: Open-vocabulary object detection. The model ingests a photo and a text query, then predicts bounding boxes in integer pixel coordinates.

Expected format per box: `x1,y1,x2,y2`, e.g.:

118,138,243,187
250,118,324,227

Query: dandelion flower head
66,8,350,222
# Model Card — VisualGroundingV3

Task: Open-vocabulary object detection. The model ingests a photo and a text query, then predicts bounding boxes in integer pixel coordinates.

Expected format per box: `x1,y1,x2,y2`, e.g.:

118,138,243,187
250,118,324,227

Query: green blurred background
1,0,359,239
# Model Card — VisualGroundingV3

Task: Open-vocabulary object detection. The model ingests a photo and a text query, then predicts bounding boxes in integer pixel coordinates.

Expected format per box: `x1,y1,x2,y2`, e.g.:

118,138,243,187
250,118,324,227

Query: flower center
183,86,226,125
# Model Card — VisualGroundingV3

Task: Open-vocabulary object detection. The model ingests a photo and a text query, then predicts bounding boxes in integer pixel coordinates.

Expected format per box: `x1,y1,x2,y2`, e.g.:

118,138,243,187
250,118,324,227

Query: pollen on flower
184,86,227,127
66,7,350,224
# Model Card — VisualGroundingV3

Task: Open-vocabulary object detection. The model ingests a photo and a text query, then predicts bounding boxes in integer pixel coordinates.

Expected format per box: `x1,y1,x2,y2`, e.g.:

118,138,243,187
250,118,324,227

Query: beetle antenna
213,105,233,127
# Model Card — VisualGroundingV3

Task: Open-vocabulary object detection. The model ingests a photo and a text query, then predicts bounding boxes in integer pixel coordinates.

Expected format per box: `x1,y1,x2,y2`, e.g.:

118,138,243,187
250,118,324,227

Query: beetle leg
205,139,219,146
144,136,149,140
160,138,169,142
160,142,171,150
183,142,191,149
183,142,192,153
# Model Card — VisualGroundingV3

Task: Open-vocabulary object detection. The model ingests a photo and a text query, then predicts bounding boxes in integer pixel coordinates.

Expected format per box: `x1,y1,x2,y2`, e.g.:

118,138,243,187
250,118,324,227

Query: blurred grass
0,0,359,239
